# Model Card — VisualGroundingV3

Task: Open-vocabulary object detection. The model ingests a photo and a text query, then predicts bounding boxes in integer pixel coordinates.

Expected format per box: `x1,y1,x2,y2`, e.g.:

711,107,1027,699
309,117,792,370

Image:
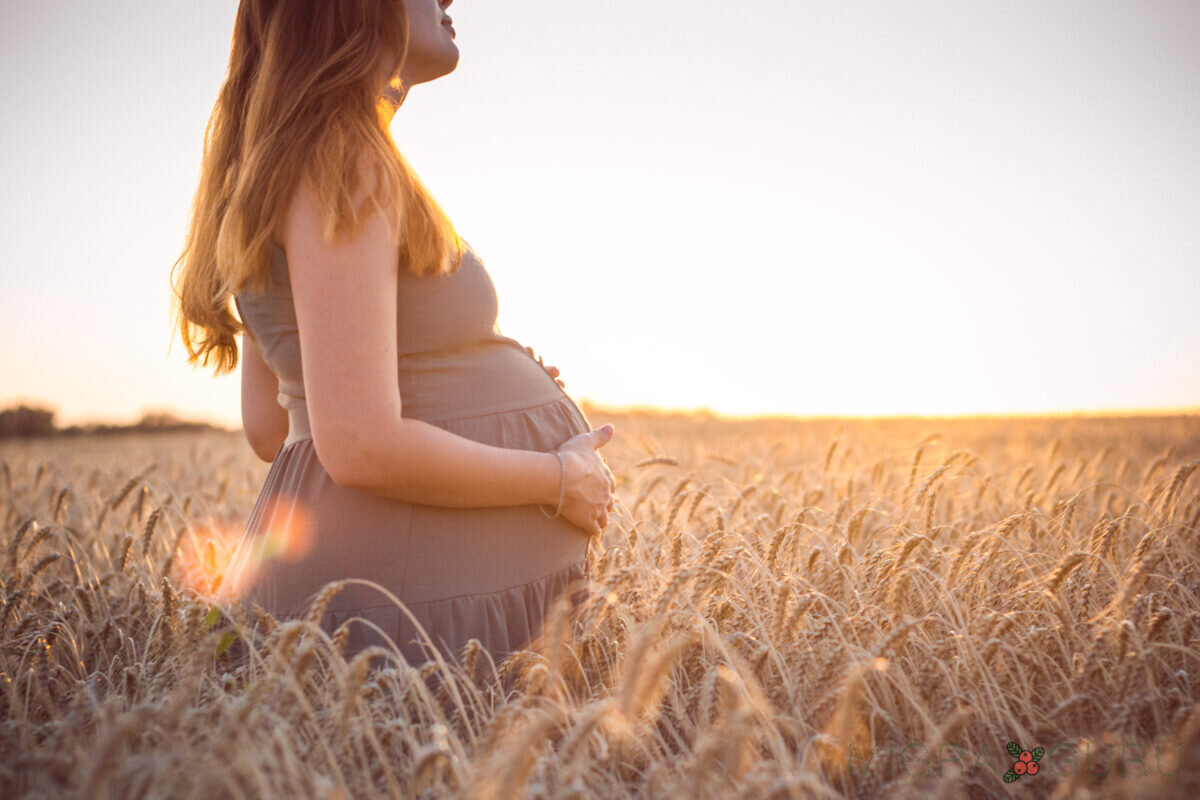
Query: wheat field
1,412,1198,798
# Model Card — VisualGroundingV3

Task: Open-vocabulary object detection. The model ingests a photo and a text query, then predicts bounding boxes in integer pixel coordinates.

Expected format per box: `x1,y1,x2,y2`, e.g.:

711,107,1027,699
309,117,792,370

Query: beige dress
223,238,593,670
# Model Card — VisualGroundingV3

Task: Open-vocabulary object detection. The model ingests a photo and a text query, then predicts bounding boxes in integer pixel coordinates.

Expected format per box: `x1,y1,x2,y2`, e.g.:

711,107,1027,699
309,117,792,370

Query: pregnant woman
169,0,617,670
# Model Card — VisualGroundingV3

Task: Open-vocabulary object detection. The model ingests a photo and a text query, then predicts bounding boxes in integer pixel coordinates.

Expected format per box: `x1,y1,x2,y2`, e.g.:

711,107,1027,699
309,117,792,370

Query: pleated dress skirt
222,239,595,675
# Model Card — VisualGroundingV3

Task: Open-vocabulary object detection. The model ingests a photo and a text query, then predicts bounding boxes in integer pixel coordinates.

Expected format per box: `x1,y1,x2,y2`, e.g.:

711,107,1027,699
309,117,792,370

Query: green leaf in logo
1004,769,1018,783
1032,746,1044,762
1007,741,1021,758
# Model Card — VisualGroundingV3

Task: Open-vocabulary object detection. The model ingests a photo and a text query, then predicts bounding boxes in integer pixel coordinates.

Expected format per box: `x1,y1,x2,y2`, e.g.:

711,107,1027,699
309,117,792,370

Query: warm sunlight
3,3,1198,797
213,495,314,603
1,1,1197,425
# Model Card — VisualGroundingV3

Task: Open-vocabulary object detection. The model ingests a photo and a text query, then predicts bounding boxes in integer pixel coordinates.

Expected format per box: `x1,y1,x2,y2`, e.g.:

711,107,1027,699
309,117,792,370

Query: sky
1,0,1197,427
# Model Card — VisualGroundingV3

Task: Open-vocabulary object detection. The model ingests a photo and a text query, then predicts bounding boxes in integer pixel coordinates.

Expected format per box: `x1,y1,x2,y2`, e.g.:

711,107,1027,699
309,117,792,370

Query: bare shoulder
275,155,396,257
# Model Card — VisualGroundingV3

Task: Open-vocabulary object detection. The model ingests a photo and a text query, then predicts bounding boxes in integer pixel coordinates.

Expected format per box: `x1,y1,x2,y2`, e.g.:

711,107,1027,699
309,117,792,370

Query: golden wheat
1,415,1198,797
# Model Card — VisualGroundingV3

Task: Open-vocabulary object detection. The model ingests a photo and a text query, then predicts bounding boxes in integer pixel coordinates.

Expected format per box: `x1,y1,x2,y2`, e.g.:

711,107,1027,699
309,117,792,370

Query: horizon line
3,396,1197,431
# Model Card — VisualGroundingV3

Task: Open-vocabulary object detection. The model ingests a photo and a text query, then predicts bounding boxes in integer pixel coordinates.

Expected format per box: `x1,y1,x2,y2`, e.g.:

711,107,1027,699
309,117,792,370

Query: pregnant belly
398,339,576,424
397,339,594,601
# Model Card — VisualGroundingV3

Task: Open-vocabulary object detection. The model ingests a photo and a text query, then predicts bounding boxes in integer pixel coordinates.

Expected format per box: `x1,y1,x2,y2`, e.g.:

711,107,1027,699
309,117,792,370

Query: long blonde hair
170,0,464,376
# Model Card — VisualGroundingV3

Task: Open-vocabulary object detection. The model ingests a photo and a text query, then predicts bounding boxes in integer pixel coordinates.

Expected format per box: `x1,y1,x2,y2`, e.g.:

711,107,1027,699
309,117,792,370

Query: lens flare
180,492,314,603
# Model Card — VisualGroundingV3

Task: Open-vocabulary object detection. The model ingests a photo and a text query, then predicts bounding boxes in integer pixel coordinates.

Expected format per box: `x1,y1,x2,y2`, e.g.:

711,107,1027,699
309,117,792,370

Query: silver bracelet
539,449,565,519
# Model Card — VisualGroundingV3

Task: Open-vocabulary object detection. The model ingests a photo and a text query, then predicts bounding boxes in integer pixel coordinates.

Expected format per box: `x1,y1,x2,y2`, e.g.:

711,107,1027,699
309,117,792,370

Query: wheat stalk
1045,552,1088,594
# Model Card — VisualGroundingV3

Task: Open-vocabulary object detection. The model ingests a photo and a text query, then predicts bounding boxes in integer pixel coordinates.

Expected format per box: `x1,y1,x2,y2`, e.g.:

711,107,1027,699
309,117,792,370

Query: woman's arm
240,332,289,462
281,161,562,507
347,418,563,507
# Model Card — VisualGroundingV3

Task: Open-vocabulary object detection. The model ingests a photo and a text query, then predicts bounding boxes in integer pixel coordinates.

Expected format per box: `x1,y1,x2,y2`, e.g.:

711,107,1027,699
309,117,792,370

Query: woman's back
224,238,594,669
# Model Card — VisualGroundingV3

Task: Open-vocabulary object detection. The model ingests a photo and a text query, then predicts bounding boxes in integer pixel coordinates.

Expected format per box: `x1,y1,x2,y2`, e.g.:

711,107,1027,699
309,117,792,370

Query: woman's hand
556,424,617,538
525,345,565,388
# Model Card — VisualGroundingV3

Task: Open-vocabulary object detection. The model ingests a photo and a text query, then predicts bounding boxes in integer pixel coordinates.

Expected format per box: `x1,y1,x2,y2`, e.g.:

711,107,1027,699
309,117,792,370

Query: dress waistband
284,404,314,448
278,342,571,449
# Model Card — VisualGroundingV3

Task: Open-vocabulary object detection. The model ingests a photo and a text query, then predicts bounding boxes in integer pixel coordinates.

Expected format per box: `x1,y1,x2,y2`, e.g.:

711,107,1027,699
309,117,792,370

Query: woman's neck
382,84,407,118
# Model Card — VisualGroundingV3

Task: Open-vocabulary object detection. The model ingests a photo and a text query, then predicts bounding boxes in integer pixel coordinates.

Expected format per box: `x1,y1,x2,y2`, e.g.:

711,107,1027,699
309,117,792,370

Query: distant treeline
0,404,223,439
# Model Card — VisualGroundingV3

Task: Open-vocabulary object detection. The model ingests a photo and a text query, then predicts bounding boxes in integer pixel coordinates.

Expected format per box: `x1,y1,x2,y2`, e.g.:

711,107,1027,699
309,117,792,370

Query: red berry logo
1003,741,1044,782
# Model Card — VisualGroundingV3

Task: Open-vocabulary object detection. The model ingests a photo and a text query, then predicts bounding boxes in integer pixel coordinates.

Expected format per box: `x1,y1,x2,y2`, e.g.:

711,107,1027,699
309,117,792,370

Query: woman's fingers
525,345,564,385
